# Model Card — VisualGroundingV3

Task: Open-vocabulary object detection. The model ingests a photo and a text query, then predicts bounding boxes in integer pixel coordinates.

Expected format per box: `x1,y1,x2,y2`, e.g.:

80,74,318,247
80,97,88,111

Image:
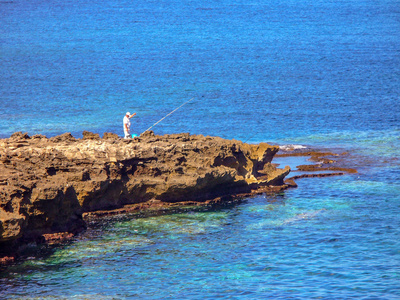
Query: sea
0,0,399,298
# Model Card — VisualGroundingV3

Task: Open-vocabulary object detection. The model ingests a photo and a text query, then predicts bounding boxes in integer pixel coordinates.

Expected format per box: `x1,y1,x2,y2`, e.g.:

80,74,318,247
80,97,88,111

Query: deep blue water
1,0,399,298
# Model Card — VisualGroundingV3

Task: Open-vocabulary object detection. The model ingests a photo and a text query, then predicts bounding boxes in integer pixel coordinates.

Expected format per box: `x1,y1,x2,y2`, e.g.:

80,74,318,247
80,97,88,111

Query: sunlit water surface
1,0,399,298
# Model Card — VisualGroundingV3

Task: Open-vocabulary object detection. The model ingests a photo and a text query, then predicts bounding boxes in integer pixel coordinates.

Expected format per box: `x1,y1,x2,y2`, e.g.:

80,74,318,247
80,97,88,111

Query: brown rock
0,131,290,258
82,131,101,140
0,211,26,241
0,256,15,265
10,132,30,140
41,232,74,245
49,133,76,143
103,132,120,140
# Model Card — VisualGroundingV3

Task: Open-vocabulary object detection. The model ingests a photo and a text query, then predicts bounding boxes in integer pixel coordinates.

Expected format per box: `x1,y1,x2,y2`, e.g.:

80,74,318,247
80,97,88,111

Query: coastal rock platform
0,131,292,260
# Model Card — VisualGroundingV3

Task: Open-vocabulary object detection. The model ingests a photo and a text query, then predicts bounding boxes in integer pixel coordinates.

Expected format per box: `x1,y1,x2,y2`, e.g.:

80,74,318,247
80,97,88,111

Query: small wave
280,144,307,151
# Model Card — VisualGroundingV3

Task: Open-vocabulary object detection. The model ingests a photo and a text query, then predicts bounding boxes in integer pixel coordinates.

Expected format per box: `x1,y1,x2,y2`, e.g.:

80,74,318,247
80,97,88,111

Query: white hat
126,112,131,116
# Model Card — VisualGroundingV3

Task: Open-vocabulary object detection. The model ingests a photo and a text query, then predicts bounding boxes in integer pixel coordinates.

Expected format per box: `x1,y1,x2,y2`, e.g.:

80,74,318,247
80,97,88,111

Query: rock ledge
0,131,291,260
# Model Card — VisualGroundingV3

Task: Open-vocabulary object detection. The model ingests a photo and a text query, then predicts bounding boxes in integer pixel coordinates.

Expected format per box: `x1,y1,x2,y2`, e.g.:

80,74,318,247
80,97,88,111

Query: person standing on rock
123,112,136,139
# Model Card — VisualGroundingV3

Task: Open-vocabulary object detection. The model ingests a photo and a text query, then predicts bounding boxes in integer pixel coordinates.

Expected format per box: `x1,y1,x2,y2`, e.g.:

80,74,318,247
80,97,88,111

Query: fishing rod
141,97,194,135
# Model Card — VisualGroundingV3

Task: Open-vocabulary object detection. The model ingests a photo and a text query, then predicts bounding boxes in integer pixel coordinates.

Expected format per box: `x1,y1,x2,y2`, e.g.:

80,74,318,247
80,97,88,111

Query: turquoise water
1,0,399,298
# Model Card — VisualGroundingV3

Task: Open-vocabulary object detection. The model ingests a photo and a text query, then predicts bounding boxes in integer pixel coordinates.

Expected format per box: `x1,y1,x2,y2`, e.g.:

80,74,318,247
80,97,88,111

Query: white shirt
123,115,131,132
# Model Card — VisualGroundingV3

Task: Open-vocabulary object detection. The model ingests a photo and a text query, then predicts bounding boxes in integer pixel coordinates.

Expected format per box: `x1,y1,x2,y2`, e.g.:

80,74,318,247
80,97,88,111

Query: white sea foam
279,144,307,151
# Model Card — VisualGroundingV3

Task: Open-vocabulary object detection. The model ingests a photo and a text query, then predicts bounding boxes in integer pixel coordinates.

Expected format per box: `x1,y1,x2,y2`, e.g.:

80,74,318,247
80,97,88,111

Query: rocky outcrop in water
0,131,291,259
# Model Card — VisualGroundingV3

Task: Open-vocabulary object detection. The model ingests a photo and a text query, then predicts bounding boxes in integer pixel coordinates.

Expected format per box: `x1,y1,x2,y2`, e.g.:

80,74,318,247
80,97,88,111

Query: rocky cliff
0,131,290,260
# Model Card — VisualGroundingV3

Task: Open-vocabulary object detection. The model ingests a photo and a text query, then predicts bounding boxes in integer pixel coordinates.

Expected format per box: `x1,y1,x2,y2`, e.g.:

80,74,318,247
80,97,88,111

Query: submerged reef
0,131,293,261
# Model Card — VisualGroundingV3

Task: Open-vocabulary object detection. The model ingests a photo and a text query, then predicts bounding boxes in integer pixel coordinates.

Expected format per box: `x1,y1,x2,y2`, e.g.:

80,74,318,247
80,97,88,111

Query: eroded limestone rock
0,131,290,256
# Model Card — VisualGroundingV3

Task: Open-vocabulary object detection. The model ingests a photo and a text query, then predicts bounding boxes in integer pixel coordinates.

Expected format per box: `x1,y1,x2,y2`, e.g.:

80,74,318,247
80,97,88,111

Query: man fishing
123,112,136,139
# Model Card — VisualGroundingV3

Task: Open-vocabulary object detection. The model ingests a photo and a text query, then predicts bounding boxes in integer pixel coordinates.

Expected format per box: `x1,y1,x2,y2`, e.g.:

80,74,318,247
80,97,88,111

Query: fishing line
141,97,195,135
244,115,269,143
244,132,259,144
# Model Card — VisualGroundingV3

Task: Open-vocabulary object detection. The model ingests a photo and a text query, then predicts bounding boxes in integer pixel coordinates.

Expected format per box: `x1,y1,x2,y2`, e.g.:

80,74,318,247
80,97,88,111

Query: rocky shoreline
0,131,294,263
0,131,357,264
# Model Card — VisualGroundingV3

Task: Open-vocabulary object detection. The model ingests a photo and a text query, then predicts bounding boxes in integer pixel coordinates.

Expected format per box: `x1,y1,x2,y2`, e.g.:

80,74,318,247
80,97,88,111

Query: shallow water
2,172,399,299
1,0,399,298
